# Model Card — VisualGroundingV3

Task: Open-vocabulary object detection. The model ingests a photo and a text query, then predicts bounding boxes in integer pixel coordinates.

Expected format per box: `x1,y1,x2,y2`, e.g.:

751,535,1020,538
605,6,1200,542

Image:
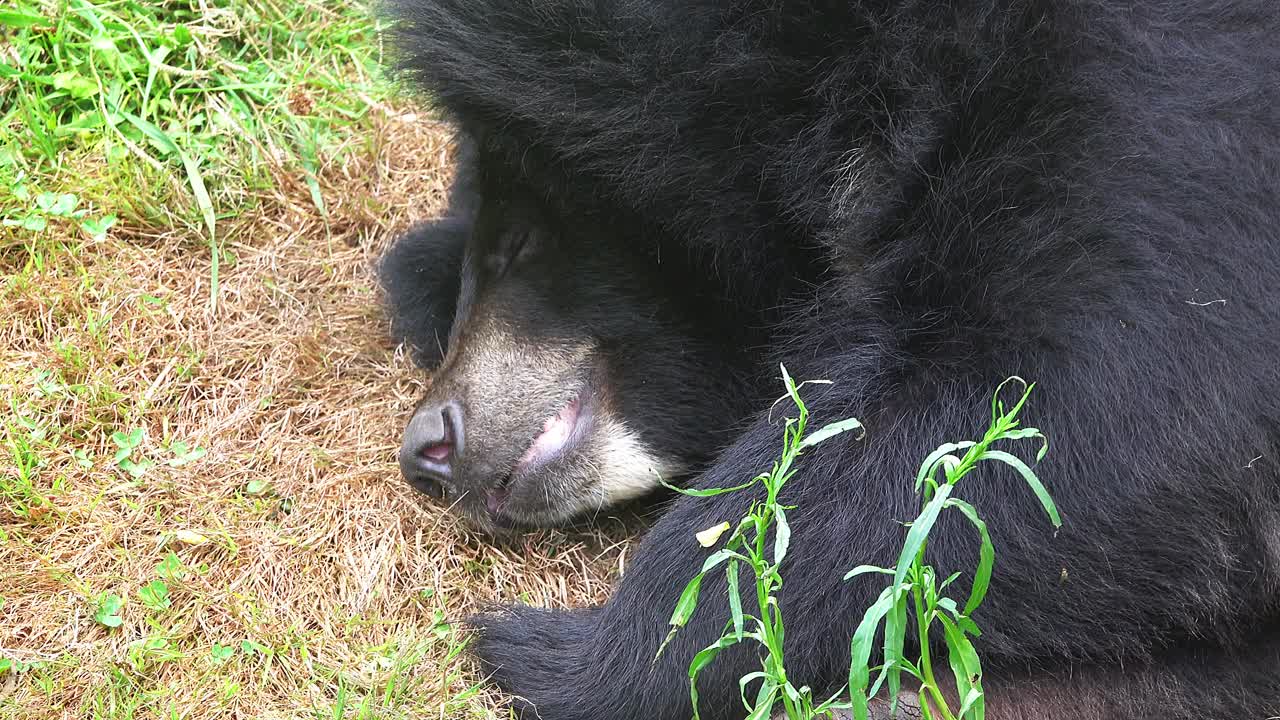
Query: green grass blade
773,505,791,564
892,484,953,593
944,498,995,616
727,559,744,640
114,107,219,309
915,442,976,491
799,417,864,448
976,450,1061,527
0,10,46,28
848,584,899,720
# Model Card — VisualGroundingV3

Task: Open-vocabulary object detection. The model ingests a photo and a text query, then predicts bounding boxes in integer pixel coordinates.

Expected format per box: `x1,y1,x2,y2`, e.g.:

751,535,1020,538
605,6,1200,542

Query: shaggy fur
385,1,1280,717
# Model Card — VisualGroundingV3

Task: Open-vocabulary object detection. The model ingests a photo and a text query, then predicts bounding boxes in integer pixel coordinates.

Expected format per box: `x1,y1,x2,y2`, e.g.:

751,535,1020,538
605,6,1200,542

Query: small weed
163,440,206,467
0,657,49,676
240,639,271,657
208,643,235,665
844,378,1058,720
0,176,117,239
93,592,124,628
137,579,171,612
154,552,186,581
110,427,153,479
658,365,865,719
665,370,1058,720
126,635,183,672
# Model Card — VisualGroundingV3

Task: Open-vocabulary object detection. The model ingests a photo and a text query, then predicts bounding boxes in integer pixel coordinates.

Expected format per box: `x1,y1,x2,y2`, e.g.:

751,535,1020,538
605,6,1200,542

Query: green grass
0,0,395,305
0,3,509,719
665,370,1059,720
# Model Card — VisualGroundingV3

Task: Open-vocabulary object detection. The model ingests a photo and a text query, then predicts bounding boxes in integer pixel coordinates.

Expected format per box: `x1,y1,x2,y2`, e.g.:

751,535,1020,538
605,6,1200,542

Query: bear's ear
379,217,468,369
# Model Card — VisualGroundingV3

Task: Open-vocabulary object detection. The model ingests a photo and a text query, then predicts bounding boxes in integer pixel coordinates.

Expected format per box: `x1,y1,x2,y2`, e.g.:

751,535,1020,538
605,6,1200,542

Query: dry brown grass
0,104,632,719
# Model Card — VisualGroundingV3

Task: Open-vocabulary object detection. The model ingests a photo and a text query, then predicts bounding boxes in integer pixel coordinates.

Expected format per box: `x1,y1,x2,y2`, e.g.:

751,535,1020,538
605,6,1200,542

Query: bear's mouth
484,391,593,526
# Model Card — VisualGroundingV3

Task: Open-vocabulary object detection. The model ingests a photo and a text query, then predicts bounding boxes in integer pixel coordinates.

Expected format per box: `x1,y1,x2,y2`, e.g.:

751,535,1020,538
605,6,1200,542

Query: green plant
0,0,392,306
93,592,124,628
164,440,206,467
137,579,171,612
209,642,236,664
658,366,864,720
845,378,1057,720
1,176,116,238
110,427,152,478
663,371,1058,720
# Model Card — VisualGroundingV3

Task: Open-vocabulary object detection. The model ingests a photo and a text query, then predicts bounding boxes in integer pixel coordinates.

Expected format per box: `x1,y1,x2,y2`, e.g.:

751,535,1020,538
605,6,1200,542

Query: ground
0,2,625,718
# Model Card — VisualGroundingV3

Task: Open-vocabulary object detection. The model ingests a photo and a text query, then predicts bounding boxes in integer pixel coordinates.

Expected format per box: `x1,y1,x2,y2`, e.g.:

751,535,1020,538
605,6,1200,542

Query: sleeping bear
379,1,1280,718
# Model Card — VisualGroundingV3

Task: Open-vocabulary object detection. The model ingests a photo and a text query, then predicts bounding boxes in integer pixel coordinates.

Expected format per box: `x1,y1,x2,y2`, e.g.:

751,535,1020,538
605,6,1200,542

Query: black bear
380,1,1280,718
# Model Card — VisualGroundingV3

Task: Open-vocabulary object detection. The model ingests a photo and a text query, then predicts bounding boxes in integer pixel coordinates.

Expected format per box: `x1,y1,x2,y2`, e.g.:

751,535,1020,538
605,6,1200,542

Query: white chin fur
590,417,685,506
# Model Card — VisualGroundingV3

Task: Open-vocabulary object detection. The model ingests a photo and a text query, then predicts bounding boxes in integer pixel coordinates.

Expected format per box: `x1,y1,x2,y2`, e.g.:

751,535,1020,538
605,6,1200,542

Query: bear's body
383,1,1280,717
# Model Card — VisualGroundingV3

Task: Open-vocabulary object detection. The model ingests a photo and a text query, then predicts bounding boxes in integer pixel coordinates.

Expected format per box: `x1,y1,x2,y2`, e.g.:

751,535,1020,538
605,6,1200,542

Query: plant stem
910,556,957,720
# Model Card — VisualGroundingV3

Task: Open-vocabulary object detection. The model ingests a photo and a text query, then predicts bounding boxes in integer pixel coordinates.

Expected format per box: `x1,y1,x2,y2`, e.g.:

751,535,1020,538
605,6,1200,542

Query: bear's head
380,139,765,533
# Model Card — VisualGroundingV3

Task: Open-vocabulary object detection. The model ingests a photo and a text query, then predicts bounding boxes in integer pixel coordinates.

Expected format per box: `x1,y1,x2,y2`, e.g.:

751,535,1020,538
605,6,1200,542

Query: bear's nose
399,400,465,499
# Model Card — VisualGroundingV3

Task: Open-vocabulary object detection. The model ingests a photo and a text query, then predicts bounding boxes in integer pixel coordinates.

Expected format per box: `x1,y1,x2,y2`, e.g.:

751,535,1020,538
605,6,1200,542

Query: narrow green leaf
990,377,1030,423
773,505,791,564
696,632,747,717
892,485,953,593
997,427,1042,441
939,614,984,720
848,585,899,720
114,108,218,308
843,564,895,581
661,475,758,497
738,671,771,712
958,687,984,718
689,633,741,679
799,417,864,448
882,582,909,716
745,693,777,720
944,498,995,615
0,11,47,28
915,442,976,490
700,547,743,573
976,450,1060,527
656,572,705,661
727,559,744,640
667,573,705,628
779,364,798,402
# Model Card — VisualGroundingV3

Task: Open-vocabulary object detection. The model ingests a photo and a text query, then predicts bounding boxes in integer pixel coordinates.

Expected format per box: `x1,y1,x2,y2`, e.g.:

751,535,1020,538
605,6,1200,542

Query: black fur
378,217,466,368
385,1,1280,717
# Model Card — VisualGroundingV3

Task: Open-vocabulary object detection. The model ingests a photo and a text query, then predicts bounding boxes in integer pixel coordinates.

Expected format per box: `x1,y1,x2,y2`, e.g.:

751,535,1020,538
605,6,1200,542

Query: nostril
440,401,465,457
399,400,465,500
